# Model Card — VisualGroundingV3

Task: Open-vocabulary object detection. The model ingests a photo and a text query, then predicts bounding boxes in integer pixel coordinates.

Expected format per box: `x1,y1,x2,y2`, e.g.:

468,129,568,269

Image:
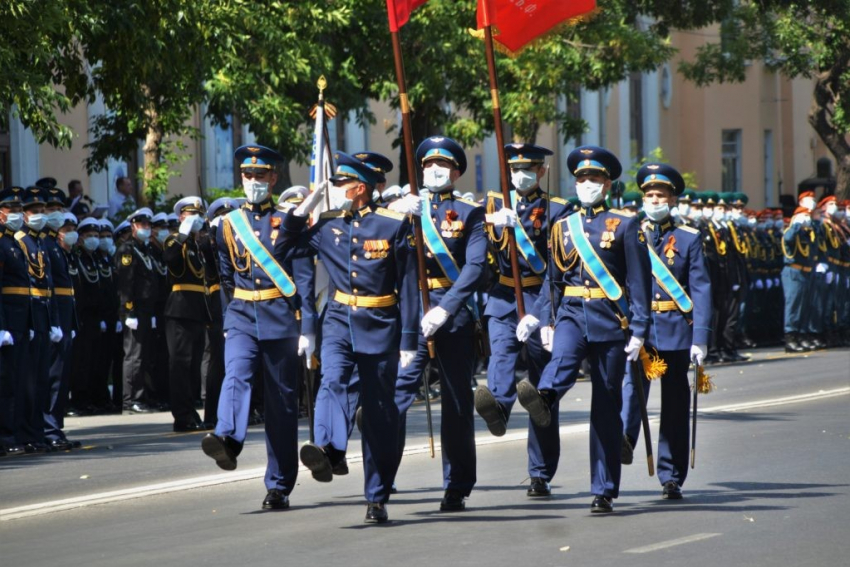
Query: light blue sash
647,241,693,313
420,193,461,281
566,213,630,317
226,209,296,297
510,192,546,274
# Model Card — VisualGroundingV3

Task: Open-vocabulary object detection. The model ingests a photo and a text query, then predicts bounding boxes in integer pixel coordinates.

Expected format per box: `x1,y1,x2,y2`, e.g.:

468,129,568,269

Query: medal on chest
600,218,620,249
530,208,545,235
440,210,463,238
664,235,678,265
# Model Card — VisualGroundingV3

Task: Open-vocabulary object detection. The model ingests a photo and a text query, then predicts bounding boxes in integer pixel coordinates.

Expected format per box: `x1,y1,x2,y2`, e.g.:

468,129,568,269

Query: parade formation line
2,386,847,522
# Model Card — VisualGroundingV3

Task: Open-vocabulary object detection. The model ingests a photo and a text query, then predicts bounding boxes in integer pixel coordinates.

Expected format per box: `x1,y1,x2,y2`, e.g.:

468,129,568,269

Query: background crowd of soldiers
0,166,847,459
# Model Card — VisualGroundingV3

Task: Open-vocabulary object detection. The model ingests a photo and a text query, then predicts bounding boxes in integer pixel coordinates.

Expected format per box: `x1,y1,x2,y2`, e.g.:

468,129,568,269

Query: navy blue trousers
315,333,399,503
538,318,625,498
44,333,74,441
395,325,476,496
621,349,692,486
487,312,560,480
216,332,299,493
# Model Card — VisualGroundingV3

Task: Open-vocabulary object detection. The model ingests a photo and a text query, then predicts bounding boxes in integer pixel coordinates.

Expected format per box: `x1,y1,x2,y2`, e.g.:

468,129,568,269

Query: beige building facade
0,28,836,214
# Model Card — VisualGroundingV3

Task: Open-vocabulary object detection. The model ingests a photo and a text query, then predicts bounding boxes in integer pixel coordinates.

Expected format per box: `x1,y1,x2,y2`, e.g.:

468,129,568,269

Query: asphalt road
1,346,848,567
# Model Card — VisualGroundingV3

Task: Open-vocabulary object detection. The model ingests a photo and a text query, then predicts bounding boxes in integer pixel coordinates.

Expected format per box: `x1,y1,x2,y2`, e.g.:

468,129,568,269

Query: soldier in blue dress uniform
782,205,816,351
394,136,489,512
280,151,419,524
516,146,652,513
474,143,573,497
620,163,712,500
201,145,303,511
0,187,31,455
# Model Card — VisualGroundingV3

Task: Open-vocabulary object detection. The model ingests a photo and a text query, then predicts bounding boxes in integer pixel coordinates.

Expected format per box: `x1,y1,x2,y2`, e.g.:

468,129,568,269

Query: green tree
678,0,850,198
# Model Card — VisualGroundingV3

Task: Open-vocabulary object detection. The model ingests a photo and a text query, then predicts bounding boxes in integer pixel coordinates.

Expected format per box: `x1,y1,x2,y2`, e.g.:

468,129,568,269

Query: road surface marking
624,532,721,553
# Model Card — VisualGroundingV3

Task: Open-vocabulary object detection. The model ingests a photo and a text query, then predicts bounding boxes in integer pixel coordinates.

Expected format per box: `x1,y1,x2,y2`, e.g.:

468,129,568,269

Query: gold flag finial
317,75,327,93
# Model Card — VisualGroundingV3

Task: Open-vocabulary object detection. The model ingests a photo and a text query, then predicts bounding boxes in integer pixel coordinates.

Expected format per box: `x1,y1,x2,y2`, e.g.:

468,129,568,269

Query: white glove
293,181,327,217
100,321,107,332
29,330,35,340
421,306,450,338
515,314,540,343
297,334,316,359
400,350,416,368
540,325,554,353
115,321,123,333
485,207,518,228
765,278,773,290
826,271,834,284
151,316,157,329
690,344,707,366
732,284,741,292
754,279,764,290
71,330,76,340
774,277,780,287
815,263,828,274
624,336,644,362
388,194,422,217
125,317,139,331
790,214,804,226
0,330,13,347
179,214,203,236
49,326,64,343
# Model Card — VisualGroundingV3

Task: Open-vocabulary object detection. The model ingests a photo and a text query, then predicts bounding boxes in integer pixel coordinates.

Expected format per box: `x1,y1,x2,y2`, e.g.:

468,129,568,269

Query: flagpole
390,27,436,458
482,17,526,319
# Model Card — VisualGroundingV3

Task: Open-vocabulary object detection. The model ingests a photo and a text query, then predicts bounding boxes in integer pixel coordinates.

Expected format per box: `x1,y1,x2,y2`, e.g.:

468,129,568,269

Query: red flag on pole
477,0,597,53
386,0,429,32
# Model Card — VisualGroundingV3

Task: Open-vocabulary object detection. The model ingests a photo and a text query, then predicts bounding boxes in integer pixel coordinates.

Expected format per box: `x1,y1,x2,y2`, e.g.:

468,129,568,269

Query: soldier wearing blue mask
620,163,712,500
475,143,573,498
516,145,652,513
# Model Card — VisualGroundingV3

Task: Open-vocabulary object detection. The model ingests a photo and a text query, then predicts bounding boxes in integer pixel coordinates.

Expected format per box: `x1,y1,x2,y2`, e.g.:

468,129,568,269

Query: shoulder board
320,210,347,219
487,191,504,200
676,225,700,235
14,231,26,241
548,195,568,205
374,207,405,221
607,209,631,217
640,219,652,231
456,197,481,207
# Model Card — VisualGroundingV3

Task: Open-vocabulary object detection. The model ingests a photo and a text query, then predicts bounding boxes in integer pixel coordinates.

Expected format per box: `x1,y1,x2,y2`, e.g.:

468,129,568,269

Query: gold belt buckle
253,290,261,301
651,300,659,311
583,287,591,300
348,295,357,306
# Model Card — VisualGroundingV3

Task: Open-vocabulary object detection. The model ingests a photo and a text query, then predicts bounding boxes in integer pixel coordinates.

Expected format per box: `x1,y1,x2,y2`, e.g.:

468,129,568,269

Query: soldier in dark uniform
148,212,171,408
474,143,573,498
42,199,81,450
97,219,124,412
163,196,212,431
201,145,303,511
0,187,30,456
114,208,159,413
394,137,488,512
516,146,652,513
282,151,419,524
620,163,712,500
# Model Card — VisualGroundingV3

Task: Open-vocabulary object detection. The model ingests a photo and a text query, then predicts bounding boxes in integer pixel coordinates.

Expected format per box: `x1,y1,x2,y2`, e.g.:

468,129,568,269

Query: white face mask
773,219,785,230
800,197,815,211
826,203,838,216
156,228,170,243
702,207,713,219
26,213,47,232
423,165,452,192
678,203,690,217
3,212,24,231
575,180,605,206
643,201,670,222
243,179,270,204
713,208,727,222
511,169,538,193
730,209,742,220
747,217,757,226
99,237,112,252
46,210,65,231
61,231,78,247
83,236,100,252
135,228,151,244
329,186,353,212
687,208,702,220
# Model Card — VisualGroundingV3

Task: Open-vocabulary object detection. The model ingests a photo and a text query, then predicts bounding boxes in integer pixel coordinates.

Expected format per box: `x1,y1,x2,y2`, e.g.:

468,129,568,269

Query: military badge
637,230,647,246
600,218,620,249
530,208,545,233
441,210,464,238
121,254,133,266
664,235,678,265
364,239,389,259
271,217,281,229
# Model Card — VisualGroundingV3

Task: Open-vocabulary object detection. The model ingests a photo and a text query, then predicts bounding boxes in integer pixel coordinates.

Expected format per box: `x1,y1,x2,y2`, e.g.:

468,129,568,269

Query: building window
722,129,742,193
764,129,774,206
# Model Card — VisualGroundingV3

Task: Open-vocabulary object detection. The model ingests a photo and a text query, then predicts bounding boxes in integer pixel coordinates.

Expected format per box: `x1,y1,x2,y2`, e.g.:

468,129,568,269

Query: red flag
386,0,429,32
477,0,597,53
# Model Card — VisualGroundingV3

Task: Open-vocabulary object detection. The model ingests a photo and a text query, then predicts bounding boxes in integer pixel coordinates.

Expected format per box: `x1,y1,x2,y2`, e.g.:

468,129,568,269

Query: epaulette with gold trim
374,207,405,221
607,208,631,217
14,231,26,241
487,191,504,201
456,197,481,208
549,195,568,205
320,210,347,219
676,224,700,235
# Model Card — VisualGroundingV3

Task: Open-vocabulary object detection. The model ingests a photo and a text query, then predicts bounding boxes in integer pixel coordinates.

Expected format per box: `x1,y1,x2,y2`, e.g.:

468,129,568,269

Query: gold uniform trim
651,300,678,312
53,287,75,297
233,288,284,301
172,284,207,294
498,274,543,288
563,286,607,299
333,290,397,308
420,277,453,290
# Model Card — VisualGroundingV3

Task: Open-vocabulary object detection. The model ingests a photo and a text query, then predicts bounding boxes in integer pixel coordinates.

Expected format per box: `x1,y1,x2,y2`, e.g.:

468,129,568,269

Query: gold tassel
639,347,667,380
696,366,715,394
